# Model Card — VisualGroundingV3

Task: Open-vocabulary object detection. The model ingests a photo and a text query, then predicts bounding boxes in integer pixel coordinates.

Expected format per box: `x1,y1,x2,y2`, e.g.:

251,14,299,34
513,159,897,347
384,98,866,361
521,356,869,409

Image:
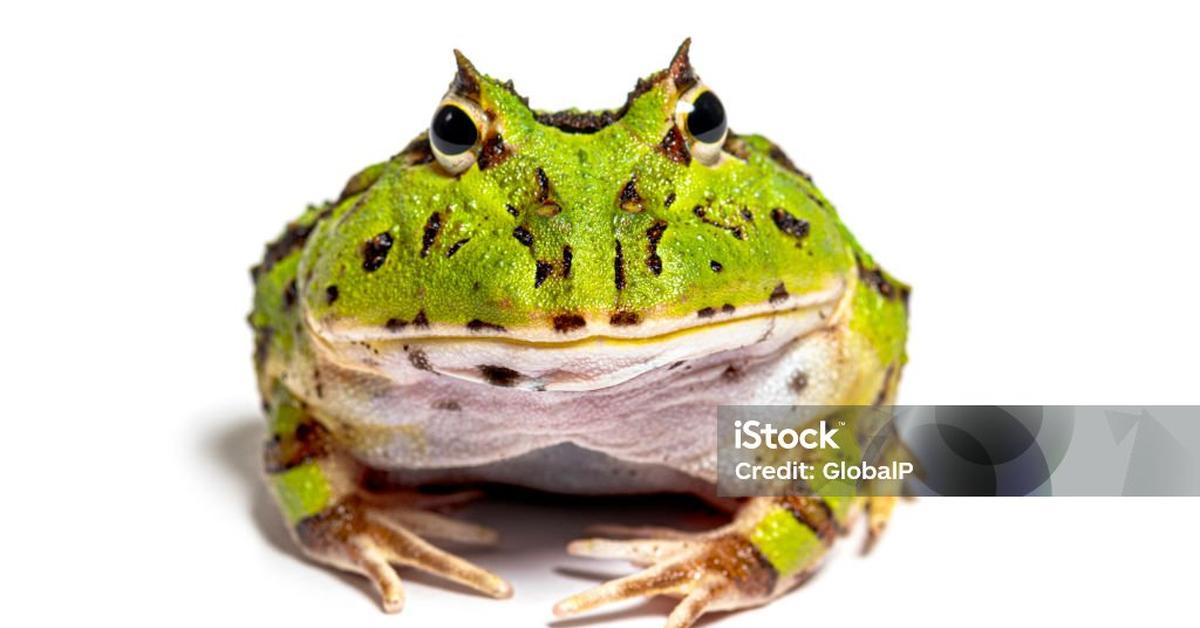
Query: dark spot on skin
420,212,442,258
562,245,573,279
413,310,429,328
466,319,506,332
722,304,735,314
790,371,809,394
856,254,901,300
618,174,644,213
873,363,897,407
552,313,586,333
668,38,699,92
512,225,534,247
693,205,745,239
250,203,334,280
325,285,339,305
534,260,554,288
433,400,461,412
766,141,813,182
609,311,640,326
525,61,666,134
721,365,743,382
361,231,394,271
534,167,561,215
664,192,676,208
253,327,273,371
697,307,716,318
659,125,691,165
409,349,432,371
479,364,520,387
445,238,470,258
710,260,723,273
283,279,297,308
668,361,684,370
771,208,810,244
506,204,519,218
476,133,511,170
450,50,481,100
613,239,626,290
645,220,667,275
385,318,407,332
312,367,323,398
769,282,789,303
741,207,754,222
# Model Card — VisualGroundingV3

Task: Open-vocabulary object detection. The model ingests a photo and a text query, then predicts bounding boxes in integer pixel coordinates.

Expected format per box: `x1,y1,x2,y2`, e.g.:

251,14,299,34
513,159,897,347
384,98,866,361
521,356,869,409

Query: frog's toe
554,532,775,628
293,497,512,612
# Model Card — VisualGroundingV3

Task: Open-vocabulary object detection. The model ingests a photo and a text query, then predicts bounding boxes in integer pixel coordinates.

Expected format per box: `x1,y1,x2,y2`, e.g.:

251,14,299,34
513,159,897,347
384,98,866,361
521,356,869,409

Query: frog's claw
555,530,771,628
294,496,512,613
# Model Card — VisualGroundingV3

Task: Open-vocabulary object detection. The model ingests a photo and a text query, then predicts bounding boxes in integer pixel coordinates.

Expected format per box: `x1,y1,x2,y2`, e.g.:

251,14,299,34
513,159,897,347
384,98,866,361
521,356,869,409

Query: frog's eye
675,84,728,166
430,98,483,174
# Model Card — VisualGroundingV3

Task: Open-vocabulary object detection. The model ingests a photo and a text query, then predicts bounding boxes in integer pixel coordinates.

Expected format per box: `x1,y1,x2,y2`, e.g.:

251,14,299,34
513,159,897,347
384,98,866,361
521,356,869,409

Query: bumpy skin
249,40,909,627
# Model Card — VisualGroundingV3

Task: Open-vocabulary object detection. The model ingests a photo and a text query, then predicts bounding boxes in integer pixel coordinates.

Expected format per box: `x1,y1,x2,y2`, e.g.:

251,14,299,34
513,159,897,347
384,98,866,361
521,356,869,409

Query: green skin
249,40,910,627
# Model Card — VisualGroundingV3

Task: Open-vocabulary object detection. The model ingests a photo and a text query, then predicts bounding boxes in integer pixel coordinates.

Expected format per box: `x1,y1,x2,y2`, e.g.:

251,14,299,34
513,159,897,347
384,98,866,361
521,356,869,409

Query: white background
3,1,1199,626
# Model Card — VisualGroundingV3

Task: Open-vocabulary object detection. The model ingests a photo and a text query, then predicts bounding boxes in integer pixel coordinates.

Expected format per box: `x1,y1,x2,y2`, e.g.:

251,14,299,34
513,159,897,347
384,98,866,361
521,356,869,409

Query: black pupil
430,104,478,155
686,91,727,144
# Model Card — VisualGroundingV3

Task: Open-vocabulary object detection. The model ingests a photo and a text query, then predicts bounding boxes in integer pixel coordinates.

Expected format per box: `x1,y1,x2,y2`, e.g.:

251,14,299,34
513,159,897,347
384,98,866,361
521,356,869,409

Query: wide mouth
309,280,845,392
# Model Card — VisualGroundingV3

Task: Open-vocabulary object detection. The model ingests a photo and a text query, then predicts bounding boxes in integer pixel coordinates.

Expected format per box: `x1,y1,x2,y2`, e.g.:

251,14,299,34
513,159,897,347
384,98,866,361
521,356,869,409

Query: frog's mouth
309,280,846,392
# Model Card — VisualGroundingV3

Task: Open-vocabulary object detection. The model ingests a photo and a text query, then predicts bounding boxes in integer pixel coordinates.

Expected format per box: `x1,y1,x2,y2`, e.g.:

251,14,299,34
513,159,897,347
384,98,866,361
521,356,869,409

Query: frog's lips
311,280,845,392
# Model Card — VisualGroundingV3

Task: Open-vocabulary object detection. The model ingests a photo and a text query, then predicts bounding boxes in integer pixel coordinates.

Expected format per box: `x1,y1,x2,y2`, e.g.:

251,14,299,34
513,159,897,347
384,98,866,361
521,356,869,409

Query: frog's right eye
430,99,483,174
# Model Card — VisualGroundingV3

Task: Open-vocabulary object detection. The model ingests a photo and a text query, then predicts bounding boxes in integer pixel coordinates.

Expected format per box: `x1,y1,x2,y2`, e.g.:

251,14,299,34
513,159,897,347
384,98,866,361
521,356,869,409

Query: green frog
249,39,909,627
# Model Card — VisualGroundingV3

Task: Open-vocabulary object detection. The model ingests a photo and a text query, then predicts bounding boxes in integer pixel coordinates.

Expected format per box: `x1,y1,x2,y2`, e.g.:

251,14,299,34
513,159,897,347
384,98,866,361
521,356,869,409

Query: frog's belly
306,310,859,492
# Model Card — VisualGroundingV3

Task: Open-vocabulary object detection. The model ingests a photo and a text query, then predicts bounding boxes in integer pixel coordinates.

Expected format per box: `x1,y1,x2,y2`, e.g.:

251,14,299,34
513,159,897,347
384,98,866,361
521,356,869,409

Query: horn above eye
676,84,728,166
429,98,483,174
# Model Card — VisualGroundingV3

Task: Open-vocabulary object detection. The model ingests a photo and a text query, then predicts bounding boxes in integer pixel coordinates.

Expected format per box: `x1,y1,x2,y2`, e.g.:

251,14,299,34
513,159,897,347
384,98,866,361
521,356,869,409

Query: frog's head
299,40,895,388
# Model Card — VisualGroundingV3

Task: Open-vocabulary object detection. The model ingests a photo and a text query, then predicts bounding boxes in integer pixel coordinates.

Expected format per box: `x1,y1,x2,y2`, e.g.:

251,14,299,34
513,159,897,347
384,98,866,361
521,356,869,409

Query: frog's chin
308,281,846,392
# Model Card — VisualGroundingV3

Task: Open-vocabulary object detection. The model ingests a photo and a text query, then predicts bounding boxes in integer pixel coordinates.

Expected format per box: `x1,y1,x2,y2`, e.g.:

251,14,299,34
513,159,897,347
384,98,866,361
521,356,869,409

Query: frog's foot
555,497,842,628
292,493,512,613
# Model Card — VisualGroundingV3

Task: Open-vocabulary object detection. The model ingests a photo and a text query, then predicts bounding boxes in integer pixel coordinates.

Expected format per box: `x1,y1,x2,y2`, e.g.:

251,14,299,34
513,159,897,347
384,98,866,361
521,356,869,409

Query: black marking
668,360,684,370
645,220,667,276
525,59,665,134
413,310,429,328
534,167,560,215
659,125,691,165
420,212,442,258
506,204,520,218
614,240,626,290
610,311,640,326
534,260,554,288
722,303,735,314
433,399,461,412
253,327,273,371
361,231,394,271
769,282,789,303
771,208,810,244
741,207,754,222
553,313,586,333
710,260,723,273
857,255,901,300
697,307,716,318
618,174,644,212
385,318,407,332
790,371,809,394
664,191,676,208
283,279,297,308
477,133,510,170
693,205,745,239
767,142,813,181
446,238,470,258
251,203,334,280
467,319,506,332
512,225,534,247
479,364,520,387
325,285,339,305
721,365,742,382
562,245,573,279
409,349,432,371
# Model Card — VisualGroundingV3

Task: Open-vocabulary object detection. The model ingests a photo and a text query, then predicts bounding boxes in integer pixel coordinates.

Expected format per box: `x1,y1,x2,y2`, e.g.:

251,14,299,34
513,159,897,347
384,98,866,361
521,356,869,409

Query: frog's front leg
555,495,894,628
263,385,513,612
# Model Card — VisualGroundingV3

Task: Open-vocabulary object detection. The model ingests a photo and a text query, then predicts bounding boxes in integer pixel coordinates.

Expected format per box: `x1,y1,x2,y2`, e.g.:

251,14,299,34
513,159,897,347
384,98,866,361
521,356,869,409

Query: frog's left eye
676,84,728,166
430,98,484,174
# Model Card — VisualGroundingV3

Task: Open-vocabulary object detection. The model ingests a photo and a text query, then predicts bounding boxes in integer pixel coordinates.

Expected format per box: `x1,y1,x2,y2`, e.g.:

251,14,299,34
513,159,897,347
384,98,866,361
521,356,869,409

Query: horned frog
248,39,910,627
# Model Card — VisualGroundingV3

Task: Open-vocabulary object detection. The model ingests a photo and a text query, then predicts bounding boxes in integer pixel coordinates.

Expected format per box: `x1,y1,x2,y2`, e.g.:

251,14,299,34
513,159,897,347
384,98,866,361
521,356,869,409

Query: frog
248,39,910,628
